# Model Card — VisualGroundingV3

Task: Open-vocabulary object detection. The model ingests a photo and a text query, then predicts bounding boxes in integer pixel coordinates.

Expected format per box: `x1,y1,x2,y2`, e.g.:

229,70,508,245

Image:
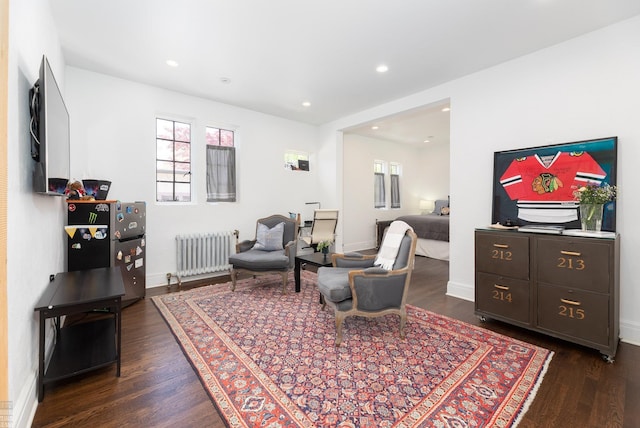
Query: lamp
419,199,435,214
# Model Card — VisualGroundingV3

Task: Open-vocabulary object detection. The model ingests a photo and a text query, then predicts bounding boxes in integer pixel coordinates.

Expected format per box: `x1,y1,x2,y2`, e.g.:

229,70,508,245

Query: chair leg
399,312,407,339
281,272,288,294
335,313,345,346
230,269,237,291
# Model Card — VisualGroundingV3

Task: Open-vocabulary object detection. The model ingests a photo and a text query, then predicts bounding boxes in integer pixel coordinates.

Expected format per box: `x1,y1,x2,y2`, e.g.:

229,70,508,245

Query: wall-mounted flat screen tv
29,55,70,196
492,136,617,231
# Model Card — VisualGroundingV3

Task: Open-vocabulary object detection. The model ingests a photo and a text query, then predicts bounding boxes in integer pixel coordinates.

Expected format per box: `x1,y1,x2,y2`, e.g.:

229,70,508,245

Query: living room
4,1,640,427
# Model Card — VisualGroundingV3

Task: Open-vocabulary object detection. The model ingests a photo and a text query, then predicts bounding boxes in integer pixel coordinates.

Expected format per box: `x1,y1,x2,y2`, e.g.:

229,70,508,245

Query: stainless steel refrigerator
66,200,146,307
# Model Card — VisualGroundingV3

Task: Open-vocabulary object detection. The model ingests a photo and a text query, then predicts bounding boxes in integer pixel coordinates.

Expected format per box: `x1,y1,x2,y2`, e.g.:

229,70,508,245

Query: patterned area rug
153,271,552,427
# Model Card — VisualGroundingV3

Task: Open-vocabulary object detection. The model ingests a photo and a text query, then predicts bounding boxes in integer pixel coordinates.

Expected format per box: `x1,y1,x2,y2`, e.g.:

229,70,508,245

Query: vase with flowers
316,240,333,260
573,183,617,231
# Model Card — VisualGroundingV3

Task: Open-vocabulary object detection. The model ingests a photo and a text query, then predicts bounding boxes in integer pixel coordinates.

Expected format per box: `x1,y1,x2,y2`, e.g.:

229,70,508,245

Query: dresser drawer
475,232,529,279
476,272,530,324
537,283,609,347
536,237,611,293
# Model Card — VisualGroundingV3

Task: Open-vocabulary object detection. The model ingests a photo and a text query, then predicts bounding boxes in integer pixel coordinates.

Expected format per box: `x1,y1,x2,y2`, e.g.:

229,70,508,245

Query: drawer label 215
558,298,585,319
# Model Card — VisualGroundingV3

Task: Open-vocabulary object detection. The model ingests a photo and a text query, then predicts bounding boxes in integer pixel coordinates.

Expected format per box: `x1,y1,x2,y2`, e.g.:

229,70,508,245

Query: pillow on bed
441,206,450,215
433,199,449,215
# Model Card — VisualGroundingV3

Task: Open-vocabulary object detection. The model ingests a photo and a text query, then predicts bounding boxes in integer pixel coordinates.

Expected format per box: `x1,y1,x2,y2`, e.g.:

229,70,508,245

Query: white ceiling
51,0,640,143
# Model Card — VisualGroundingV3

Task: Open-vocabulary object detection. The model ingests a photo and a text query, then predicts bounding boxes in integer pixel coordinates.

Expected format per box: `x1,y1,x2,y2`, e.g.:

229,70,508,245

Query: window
156,119,191,202
206,126,236,202
284,151,309,170
374,160,386,208
390,163,401,208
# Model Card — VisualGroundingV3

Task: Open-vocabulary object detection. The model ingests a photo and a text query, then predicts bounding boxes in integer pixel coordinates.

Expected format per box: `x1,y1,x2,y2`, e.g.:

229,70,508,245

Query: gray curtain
374,172,385,208
206,146,236,202
390,174,400,208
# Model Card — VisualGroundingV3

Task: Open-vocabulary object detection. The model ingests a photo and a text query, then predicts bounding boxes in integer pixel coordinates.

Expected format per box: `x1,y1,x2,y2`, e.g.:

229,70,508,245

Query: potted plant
316,240,332,255
573,183,617,231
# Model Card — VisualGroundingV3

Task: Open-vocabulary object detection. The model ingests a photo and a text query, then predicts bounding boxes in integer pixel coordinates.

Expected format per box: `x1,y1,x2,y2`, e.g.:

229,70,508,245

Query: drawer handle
493,244,509,248
493,284,510,290
560,250,581,256
560,298,581,306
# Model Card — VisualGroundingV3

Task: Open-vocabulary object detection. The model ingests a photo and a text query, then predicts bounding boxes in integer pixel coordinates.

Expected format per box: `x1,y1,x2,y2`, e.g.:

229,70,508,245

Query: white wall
341,133,450,251
8,0,67,426
322,15,640,345
65,68,320,286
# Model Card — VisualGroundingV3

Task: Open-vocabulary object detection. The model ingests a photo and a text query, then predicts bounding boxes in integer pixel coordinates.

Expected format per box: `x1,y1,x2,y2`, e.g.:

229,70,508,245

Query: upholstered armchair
229,214,298,293
317,223,417,345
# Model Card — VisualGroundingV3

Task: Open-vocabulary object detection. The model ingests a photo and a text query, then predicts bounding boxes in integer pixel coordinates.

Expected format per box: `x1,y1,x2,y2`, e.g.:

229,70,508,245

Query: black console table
34,267,125,401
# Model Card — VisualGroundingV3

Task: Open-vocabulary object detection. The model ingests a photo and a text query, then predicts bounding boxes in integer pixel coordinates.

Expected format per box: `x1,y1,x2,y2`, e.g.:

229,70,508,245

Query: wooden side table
294,252,334,292
34,267,125,401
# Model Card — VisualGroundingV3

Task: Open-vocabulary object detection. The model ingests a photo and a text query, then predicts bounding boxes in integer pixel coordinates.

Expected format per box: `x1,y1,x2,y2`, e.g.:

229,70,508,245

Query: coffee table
294,252,333,292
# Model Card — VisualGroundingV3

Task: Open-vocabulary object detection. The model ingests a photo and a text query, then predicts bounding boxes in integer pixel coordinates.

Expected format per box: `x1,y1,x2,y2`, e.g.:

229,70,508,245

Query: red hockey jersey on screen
500,151,606,223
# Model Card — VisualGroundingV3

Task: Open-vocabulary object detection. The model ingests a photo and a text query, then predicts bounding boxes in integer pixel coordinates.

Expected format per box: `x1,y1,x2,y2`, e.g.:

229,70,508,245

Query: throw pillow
433,199,448,215
441,206,450,215
253,222,284,251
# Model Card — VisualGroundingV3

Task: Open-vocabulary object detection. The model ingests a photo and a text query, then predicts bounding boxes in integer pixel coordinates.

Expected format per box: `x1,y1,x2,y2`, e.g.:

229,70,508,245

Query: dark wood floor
32,255,640,427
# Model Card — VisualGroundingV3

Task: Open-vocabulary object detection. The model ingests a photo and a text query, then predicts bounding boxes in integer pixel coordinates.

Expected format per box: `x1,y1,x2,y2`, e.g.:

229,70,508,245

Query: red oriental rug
153,271,552,427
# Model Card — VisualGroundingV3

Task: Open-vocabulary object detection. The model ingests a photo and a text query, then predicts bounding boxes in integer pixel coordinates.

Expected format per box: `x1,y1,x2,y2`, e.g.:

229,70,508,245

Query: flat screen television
29,55,70,196
492,136,617,232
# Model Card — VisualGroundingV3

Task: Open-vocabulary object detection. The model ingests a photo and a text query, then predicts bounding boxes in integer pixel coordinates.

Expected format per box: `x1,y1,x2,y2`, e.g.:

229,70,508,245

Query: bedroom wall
7,0,67,426
321,14,640,345
64,67,320,287
342,133,450,252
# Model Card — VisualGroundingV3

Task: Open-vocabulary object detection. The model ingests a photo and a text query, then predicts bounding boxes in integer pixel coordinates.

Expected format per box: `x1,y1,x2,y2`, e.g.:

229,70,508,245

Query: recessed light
441,107,450,112
376,64,389,73
302,101,311,107
166,59,179,67
423,139,430,143
371,126,379,130
220,77,231,84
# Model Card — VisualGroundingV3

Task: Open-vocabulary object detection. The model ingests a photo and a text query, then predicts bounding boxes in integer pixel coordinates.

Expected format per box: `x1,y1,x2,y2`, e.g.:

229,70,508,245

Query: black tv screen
492,137,617,231
29,55,70,196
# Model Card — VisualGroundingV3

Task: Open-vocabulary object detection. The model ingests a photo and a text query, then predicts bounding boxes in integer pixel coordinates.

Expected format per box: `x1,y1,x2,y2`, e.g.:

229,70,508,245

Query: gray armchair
229,214,298,293
317,224,418,345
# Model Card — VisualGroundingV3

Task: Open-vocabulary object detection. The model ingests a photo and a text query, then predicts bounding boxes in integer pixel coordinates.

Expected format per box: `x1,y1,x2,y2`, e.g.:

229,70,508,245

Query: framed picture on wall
492,136,617,231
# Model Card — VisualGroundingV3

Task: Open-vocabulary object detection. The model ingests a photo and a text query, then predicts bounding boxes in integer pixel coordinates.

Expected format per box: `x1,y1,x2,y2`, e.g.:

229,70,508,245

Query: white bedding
415,238,449,261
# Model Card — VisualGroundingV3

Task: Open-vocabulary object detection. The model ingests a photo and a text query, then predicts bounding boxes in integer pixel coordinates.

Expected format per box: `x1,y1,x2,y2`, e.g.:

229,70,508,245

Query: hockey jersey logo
532,173,563,195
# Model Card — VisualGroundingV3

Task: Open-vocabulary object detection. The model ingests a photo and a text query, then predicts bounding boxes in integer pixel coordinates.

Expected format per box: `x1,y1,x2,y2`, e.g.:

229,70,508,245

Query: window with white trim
390,162,401,209
374,160,386,209
206,126,236,202
156,118,191,202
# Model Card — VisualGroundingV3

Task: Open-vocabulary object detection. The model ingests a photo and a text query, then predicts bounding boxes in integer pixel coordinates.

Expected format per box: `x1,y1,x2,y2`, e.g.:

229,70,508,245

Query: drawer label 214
492,284,512,302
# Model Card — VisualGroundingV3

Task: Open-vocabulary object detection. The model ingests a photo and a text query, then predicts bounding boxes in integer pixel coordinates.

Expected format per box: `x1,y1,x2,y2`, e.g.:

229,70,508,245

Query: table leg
294,258,302,292
116,300,121,377
38,314,45,402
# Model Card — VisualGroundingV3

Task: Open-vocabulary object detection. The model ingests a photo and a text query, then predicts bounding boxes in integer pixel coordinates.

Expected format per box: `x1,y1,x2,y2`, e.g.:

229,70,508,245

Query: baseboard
342,241,375,254
446,281,474,301
14,369,38,428
147,270,231,288
620,319,640,346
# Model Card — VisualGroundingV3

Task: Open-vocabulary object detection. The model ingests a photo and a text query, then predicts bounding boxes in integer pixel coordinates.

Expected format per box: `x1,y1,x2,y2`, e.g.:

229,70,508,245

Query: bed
376,199,450,261
395,214,449,260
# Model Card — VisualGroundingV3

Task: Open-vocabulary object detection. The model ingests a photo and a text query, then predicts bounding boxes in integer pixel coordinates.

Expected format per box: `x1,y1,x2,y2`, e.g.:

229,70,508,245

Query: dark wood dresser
474,229,620,362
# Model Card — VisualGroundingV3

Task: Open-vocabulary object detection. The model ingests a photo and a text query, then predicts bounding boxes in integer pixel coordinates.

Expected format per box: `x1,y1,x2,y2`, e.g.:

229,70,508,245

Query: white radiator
175,230,238,279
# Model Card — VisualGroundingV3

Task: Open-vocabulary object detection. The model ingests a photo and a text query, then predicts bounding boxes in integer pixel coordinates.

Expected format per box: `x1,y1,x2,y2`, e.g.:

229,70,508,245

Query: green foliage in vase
573,183,617,204
316,240,332,252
